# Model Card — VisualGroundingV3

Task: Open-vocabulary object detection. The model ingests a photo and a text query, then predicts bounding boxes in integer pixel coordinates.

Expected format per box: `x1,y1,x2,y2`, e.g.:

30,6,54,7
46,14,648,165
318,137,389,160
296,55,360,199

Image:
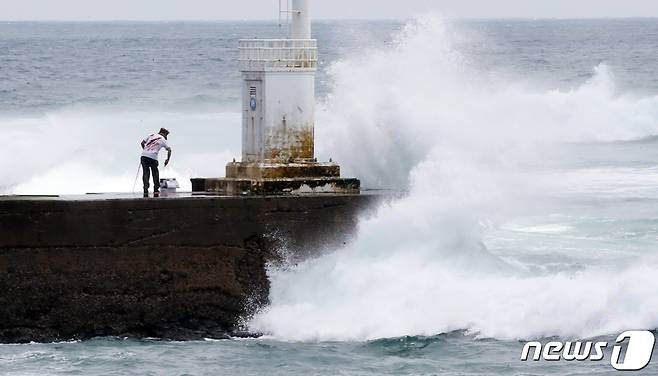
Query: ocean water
3,18,658,375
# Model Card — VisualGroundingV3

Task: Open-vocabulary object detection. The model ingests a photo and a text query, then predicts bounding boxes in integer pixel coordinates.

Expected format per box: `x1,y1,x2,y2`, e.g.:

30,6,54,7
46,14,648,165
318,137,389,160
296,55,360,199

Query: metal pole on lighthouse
291,0,311,39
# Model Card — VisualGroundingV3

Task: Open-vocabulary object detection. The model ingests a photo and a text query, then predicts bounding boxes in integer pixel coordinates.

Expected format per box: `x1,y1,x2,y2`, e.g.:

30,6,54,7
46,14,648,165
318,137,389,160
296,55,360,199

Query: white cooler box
159,178,180,193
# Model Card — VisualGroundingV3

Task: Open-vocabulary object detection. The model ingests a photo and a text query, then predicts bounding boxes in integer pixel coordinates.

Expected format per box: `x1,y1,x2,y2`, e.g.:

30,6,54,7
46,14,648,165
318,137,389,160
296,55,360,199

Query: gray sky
3,0,658,21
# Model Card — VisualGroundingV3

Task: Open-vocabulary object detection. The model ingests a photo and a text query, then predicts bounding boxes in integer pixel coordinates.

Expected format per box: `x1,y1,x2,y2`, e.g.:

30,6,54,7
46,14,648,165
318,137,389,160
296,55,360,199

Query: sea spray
0,110,241,194
251,16,658,341
315,17,658,191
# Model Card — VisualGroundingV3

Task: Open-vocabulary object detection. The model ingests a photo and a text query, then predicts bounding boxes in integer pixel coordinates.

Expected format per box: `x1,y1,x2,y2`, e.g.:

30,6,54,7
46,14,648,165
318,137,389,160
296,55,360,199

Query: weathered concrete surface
226,162,340,179
192,177,361,196
193,161,360,196
0,194,382,343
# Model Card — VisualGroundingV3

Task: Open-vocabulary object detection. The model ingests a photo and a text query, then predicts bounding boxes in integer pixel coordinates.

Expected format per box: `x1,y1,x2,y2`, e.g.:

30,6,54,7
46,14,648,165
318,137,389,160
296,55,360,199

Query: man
140,128,172,198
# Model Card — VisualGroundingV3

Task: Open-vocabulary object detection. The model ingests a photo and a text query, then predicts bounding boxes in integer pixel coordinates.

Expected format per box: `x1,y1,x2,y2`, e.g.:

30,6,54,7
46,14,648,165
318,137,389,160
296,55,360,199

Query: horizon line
3,16,658,23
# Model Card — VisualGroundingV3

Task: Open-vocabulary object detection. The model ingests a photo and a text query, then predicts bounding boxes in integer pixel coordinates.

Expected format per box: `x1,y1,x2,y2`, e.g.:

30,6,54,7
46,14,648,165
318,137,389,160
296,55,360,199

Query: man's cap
159,128,170,135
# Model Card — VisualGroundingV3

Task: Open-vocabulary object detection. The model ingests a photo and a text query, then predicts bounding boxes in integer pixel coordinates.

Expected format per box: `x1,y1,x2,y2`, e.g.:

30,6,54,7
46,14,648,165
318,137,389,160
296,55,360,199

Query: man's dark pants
141,156,160,193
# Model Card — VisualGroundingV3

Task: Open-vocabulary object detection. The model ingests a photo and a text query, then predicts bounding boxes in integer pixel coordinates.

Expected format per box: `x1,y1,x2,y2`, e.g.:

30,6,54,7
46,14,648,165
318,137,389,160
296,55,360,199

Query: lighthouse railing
239,39,317,71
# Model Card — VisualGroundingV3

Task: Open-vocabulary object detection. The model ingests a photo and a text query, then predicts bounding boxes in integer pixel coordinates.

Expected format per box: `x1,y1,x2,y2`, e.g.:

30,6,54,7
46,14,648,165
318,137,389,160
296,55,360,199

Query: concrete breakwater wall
0,194,381,343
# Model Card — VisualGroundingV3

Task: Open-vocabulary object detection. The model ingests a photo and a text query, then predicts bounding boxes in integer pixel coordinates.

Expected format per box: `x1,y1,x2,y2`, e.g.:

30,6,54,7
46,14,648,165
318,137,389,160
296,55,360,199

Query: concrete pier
0,193,382,343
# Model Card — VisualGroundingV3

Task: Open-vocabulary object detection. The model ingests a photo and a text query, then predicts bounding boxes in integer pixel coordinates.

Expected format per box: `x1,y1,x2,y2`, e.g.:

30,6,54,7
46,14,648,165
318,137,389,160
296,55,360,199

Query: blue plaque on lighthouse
250,97,257,111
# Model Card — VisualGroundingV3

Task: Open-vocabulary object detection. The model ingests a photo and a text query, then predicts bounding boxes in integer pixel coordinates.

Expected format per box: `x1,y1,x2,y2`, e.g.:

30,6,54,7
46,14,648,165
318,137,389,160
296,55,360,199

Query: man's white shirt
142,134,170,160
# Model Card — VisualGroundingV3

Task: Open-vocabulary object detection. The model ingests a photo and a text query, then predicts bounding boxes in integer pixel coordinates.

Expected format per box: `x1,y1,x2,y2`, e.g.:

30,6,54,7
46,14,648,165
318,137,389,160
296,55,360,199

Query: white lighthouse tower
240,0,316,163
192,0,359,195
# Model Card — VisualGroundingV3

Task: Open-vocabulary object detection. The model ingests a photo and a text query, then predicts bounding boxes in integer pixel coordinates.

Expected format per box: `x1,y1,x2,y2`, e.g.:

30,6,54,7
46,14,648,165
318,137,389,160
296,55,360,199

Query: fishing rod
132,162,142,194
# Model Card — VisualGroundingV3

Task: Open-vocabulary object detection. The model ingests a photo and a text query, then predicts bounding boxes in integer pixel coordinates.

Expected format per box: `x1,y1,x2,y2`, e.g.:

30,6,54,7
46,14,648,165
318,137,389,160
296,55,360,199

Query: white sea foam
504,223,573,234
250,16,658,341
315,17,658,191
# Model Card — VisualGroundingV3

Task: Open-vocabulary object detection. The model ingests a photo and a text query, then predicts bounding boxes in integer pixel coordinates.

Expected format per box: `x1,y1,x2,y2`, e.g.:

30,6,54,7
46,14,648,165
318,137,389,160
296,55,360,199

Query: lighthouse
239,0,316,164
192,0,360,195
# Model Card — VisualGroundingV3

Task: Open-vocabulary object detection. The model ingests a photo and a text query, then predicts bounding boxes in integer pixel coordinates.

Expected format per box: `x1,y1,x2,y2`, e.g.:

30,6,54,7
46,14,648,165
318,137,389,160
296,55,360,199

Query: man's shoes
143,190,149,198
154,191,160,198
